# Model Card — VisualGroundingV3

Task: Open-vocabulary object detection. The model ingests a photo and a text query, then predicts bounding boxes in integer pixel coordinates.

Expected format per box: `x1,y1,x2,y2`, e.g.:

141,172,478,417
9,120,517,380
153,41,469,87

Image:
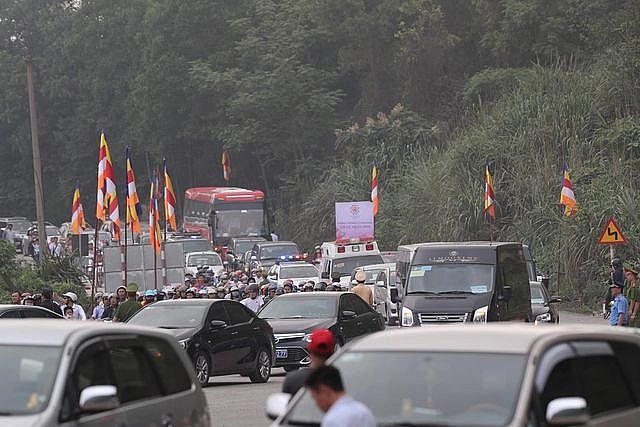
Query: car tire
194,351,211,388
249,348,271,383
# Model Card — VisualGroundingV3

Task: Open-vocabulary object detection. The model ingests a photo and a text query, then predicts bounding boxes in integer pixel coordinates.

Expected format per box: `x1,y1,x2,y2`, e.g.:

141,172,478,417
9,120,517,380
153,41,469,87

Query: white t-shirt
241,296,264,312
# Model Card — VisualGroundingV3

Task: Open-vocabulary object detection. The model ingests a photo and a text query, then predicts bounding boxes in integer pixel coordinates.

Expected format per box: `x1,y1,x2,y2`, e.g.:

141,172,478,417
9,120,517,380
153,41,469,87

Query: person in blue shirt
610,281,629,326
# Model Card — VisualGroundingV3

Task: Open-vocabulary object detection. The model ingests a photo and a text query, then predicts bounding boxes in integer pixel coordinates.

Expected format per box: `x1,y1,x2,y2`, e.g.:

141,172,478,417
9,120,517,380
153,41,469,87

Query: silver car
0,320,210,426
268,324,640,426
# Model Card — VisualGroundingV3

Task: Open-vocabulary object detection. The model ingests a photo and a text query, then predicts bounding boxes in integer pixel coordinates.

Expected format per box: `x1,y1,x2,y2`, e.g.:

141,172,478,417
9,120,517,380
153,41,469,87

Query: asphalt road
204,310,609,426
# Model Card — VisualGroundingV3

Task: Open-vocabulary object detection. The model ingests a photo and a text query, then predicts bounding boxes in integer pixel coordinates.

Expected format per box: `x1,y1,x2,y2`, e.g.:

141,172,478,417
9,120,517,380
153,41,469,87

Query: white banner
335,201,374,240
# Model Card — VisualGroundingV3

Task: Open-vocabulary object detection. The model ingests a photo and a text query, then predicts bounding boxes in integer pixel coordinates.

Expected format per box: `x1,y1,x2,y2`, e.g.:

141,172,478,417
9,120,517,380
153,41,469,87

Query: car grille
276,346,309,363
274,333,306,343
419,313,468,324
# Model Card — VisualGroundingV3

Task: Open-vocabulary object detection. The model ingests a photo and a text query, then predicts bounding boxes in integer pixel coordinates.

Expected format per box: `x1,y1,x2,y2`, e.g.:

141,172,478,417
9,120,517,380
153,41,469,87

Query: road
204,310,608,426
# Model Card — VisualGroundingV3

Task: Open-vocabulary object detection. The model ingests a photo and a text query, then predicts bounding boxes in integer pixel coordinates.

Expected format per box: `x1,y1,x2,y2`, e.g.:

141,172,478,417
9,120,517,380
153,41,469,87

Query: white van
318,239,384,289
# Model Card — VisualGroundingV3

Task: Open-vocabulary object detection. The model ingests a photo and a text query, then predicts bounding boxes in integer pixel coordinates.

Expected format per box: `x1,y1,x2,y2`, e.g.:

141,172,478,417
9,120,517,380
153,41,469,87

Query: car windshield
332,255,384,276
180,239,211,254
530,285,545,304
11,221,32,233
280,265,318,279
352,268,385,285
126,304,208,328
284,351,525,426
258,296,336,319
407,264,495,294
0,345,62,414
187,253,222,267
234,240,263,254
259,244,299,260
215,209,266,237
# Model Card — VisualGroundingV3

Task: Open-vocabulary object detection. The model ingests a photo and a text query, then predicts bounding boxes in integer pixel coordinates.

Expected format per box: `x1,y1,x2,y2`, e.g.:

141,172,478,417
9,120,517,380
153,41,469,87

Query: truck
317,238,384,289
394,241,533,326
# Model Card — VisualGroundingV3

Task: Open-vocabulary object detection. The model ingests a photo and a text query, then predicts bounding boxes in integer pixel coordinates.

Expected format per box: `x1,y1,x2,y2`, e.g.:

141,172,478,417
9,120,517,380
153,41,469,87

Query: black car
530,282,561,323
257,292,385,371
126,299,275,387
0,304,64,319
227,237,266,270
249,241,301,271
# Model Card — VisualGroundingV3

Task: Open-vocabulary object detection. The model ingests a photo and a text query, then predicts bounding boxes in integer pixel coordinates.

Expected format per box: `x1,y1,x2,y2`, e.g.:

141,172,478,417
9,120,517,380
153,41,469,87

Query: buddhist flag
71,183,86,234
222,150,231,182
484,162,496,220
560,162,578,218
96,130,121,241
149,174,162,255
125,147,142,235
164,159,178,231
371,164,379,217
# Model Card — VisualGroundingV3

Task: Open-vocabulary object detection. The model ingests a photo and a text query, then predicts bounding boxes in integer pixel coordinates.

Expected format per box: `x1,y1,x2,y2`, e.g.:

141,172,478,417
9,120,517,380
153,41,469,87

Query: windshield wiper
437,290,473,295
406,291,438,295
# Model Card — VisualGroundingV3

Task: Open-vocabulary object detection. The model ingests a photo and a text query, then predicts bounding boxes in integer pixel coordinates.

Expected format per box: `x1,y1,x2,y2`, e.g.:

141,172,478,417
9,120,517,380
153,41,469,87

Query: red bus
182,187,270,248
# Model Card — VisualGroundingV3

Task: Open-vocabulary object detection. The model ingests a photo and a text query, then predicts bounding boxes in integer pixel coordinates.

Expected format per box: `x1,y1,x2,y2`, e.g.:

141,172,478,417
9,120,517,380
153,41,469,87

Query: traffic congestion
0,205,638,426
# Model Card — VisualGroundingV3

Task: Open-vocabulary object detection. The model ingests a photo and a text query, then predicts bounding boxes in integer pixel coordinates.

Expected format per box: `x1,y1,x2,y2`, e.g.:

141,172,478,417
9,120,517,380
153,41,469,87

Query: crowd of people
606,257,640,327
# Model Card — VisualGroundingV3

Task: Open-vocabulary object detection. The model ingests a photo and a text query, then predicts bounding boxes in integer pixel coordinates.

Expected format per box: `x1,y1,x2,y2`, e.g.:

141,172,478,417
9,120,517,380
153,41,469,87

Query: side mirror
390,287,400,303
376,280,386,287
499,285,511,301
321,272,329,280
210,320,226,329
79,385,120,413
265,392,291,420
548,296,562,304
541,276,550,289
342,310,356,319
546,397,589,425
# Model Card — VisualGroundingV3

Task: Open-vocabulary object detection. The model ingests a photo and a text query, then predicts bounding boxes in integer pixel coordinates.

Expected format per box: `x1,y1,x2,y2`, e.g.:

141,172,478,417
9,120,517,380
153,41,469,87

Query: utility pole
26,58,47,255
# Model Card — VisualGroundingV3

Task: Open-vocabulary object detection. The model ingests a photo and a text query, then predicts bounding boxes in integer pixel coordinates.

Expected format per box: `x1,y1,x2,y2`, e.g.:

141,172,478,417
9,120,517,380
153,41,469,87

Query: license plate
276,349,288,359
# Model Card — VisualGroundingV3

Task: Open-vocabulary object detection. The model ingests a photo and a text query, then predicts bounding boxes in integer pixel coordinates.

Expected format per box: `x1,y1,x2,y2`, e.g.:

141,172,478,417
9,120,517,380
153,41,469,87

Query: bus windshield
214,209,266,238
407,264,495,294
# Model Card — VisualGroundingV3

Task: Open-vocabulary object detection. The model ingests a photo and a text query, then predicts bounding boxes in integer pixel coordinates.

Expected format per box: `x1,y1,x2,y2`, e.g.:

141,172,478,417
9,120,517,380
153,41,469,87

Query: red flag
96,131,121,241
149,174,162,255
559,162,578,218
71,183,86,234
484,162,496,220
371,165,378,217
126,147,142,235
164,159,178,231
222,150,231,182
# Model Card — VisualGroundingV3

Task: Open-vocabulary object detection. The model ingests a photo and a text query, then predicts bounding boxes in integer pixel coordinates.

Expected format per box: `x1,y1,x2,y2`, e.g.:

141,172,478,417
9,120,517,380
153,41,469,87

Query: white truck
317,239,384,289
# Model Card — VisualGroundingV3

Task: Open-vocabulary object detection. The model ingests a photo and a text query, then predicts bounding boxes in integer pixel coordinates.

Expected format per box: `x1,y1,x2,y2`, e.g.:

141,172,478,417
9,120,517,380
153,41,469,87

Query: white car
267,261,319,288
184,251,224,277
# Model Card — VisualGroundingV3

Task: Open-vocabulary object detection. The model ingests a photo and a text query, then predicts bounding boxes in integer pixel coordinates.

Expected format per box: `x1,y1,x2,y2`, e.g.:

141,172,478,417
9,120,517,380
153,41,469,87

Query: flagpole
123,146,129,288
162,159,167,289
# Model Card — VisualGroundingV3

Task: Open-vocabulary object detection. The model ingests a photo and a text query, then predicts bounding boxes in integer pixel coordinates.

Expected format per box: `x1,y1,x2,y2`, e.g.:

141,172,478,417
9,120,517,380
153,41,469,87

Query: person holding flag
71,183,87,234
164,159,177,232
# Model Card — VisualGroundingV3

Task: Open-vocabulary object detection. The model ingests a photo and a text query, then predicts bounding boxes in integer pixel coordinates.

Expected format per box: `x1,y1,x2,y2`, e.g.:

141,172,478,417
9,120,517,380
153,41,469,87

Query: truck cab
395,241,533,326
318,239,384,289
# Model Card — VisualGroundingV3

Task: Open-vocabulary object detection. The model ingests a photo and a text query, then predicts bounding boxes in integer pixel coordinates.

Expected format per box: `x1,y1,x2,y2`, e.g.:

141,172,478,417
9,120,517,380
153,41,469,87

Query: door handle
230,331,239,335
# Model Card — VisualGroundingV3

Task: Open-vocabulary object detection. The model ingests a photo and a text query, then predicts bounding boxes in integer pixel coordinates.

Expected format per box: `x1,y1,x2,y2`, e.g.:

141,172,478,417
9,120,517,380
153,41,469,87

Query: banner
335,201,374,240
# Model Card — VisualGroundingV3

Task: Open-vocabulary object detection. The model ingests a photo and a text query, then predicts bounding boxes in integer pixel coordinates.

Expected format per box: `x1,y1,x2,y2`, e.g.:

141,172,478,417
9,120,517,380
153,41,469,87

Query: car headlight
178,338,191,350
401,306,414,327
536,312,552,323
303,333,312,343
473,306,488,323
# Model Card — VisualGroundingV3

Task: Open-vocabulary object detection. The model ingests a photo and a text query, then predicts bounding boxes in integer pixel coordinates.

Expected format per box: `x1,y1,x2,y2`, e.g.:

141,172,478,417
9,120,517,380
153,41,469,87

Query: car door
0,308,21,318
350,293,383,334
221,301,256,373
530,339,640,426
204,301,234,374
339,294,365,343
374,270,389,318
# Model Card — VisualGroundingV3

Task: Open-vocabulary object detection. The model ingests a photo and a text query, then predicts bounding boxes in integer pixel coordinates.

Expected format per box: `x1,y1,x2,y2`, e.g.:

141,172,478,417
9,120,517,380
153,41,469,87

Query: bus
182,187,270,250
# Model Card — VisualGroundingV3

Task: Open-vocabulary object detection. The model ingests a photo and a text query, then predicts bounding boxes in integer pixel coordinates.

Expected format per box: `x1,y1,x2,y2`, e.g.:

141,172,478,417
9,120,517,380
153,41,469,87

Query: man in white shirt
61,292,87,320
305,365,376,427
240,284,264,312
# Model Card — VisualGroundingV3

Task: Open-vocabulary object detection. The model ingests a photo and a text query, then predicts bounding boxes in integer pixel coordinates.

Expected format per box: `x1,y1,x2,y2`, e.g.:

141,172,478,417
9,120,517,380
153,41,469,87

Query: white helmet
62,292,78,303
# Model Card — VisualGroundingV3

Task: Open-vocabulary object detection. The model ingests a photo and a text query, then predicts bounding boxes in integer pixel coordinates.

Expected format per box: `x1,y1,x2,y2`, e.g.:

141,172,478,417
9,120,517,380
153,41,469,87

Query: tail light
337,246,346,253
365,243,374,251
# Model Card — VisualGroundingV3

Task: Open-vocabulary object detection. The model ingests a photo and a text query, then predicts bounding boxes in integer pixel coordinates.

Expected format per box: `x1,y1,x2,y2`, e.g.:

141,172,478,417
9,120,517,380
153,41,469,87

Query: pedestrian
63,306,74,319
282,329,336,397
61,292,87,320
304,365,376,427
10,291,21,305
351,271,373,306
3,223,15,243
609,281,628,327
115,285,127,303
37,287,60,314
90,293,105,319
113,283,142,322
142,289,156,306
240,283,264,312
101,295,118,320
624,261,640,327
283,280,294,293
611,257,625,289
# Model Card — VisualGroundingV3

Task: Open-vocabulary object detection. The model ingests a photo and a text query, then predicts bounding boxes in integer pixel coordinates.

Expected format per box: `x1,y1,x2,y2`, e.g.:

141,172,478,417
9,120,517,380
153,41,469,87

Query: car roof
346,324,640,354
269,291,342,300
149,298,224,307
0,304,61,315
256,241,297,247
278,261,316,267
0,319,175,346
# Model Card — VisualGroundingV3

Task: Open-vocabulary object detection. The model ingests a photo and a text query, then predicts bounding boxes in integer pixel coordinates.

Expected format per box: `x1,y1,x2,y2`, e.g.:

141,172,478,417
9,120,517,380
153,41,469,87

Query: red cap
307,329,336,356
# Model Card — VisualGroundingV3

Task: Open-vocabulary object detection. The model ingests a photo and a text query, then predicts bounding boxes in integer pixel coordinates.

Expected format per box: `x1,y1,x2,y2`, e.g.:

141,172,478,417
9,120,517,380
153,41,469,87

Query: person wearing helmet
282,329,337,397
313,282,324,292
264,283,278,304
282,279,294,293
61,291,87,320
90,292,106,319
142,289,156,306
275,287,285,296
240,283,264,313
185,288,197,299
216,286,227,299
113,283,142,322
325,284,336,291
226,285,242,301
351,271,373,306
198,288,208,298
116,285,127,303
303,282,314,292
22,295,35,306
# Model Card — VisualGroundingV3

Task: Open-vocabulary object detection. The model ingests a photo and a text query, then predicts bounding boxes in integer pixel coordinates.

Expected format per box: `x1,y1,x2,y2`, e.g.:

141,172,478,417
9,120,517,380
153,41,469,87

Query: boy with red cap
282,329,336,397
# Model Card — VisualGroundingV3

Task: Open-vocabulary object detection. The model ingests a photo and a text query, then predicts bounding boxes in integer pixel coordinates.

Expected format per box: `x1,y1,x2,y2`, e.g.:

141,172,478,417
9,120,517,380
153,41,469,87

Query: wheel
194,352,211,388
249,348,271,383
284,366,298,372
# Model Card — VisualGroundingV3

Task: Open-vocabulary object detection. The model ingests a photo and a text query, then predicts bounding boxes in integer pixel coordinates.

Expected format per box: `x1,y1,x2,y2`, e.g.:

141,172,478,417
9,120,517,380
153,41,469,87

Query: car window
224,302,252,325
108,339,163,404
23,308,59,318
0,310,21,318
350,295,371,315
340,295,357,314
610,340,640,401
140,336,192,394
208,303,230,324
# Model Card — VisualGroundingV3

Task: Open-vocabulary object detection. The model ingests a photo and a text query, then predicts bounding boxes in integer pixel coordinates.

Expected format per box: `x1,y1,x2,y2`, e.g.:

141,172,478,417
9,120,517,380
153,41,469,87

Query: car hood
265,318,335,334
403,293,491,313
156,327,199,340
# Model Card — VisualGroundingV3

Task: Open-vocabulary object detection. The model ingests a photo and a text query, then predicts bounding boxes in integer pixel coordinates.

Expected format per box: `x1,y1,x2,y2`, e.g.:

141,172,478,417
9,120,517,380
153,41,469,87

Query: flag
125,147,142,235
149,174,162,255
71,183,86,234
560,162,578,217
164,159,178,231
96,130,121,241
484,162,496,220
222,150,231,182
371,164,378,217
